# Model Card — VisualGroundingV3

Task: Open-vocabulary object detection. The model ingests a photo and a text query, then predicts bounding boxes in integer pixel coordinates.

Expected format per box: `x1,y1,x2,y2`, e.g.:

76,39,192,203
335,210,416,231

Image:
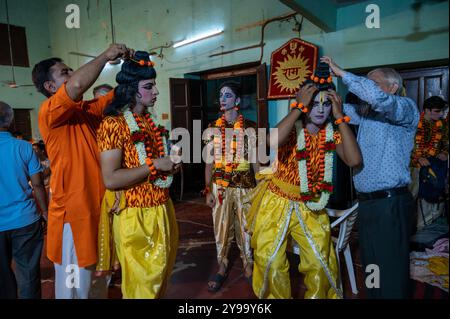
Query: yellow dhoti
97,191,178,299
96,115,179,299
211,183,253,270
247,176,342,299
113,200,178,299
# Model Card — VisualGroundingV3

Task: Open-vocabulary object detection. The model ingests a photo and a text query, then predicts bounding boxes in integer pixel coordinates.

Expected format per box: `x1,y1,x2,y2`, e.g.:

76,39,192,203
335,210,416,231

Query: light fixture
173,29,224,48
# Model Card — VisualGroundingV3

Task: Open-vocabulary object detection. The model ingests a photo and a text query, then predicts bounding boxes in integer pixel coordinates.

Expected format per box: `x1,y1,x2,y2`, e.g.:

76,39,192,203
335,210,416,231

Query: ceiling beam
279,0,338,32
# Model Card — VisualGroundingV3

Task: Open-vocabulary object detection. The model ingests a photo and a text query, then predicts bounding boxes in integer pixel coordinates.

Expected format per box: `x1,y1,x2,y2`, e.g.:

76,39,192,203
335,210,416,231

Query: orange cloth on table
38,83,114,267
96,115,169,207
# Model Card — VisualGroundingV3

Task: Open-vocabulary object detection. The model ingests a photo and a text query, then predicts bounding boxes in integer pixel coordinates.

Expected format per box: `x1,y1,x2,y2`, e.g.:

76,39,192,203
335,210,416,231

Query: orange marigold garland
124,108,172,188
213,114,245,204
413,112,445,164
295,121,335,211
310,74,332,84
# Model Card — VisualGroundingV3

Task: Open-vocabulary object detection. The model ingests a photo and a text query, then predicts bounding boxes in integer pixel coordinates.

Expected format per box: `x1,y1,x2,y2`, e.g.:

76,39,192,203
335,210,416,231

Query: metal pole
109,0,115,43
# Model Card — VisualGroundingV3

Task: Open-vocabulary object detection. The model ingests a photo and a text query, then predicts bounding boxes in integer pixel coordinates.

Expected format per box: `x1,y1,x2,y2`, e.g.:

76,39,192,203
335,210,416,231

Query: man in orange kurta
32,44,132,299
38,83,113,267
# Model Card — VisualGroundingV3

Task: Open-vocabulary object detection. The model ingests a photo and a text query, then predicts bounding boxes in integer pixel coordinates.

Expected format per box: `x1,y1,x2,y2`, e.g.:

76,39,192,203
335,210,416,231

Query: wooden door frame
190,61,269,129
12,108,32,140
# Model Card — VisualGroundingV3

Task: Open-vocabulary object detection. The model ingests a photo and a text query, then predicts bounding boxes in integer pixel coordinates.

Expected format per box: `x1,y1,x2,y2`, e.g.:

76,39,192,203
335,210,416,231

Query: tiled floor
39,194,446,299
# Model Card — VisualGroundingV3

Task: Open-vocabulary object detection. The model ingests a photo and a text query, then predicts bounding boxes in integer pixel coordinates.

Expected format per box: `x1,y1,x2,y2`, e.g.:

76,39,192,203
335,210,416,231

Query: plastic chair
326,202,359,295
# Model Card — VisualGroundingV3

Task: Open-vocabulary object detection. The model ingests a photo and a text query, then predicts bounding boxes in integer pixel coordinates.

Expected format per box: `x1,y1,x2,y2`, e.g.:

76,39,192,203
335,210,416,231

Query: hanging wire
298,16,304,38
5,0,16,84
292,15,304,39
109,0,115,43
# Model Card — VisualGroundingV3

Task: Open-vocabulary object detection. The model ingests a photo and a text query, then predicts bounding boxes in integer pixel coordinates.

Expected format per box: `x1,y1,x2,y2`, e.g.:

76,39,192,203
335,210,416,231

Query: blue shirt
0,132,42,232
342,71,420,193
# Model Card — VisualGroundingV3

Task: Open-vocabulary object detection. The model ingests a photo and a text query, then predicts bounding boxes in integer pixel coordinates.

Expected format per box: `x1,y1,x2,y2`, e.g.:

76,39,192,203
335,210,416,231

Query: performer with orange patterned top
203,82,259,292
410,96,448,175
96,51,179,299
32,43,132,299
247,62,362,299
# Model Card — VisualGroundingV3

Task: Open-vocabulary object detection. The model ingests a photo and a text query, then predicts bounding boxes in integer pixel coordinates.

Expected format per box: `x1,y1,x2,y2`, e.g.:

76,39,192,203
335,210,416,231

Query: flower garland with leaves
213,114,244,203
295,121,335,211
123,108,173,189
413,112,444,163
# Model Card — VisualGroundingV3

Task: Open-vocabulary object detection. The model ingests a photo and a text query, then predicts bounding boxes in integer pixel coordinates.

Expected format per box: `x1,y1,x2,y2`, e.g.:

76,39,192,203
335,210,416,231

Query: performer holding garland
96,51,179,298
204,82,259,292
409,96,448,229
247,62,362,299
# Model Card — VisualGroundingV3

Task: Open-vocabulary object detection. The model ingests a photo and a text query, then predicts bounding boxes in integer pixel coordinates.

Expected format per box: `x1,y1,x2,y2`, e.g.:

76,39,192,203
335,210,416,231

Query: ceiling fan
1,0,34,89
346,0,448,45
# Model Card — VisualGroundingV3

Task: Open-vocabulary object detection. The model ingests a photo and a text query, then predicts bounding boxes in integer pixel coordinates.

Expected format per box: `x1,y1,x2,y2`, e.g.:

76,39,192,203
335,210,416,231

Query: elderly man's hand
320,56,344,78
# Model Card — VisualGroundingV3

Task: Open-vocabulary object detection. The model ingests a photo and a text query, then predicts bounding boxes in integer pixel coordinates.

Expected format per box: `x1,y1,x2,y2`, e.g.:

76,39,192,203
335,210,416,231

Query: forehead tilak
320,91,325,103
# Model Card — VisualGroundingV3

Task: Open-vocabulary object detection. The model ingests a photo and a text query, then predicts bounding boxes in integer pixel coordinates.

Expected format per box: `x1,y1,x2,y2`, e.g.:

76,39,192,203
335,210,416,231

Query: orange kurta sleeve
44,83,81,128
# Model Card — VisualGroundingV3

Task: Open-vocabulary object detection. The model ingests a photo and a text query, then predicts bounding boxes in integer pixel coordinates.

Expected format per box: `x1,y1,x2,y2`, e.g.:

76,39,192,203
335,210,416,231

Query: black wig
303,61,336,92
104,51,156,116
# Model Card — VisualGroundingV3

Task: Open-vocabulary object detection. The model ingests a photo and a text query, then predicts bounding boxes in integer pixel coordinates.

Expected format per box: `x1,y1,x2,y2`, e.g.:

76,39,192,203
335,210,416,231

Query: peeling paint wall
0,0,448,140
46,0,311,132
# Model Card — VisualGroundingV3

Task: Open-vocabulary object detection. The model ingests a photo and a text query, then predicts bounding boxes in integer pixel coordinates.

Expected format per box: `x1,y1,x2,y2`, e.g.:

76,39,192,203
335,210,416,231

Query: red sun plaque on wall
268,38,318,99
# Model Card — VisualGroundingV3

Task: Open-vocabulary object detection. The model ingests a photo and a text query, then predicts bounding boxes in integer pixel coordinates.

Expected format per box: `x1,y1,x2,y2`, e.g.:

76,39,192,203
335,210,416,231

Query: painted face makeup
309,91,332,126
137,79,158,107
219,86,238,111
426,108,445,121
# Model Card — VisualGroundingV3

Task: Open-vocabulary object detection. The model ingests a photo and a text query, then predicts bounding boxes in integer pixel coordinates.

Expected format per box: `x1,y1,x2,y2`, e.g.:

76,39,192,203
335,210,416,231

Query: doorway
169,62,268,197
12,109,32,140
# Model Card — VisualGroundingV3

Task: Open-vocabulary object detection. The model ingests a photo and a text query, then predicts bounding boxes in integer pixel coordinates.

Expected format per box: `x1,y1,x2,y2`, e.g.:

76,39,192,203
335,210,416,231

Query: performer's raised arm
267,83,317,149
65,44,132,101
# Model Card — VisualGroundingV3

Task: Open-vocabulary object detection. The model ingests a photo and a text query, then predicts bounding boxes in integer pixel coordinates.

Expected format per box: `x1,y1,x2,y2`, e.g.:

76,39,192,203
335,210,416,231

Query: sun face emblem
273,54,311,94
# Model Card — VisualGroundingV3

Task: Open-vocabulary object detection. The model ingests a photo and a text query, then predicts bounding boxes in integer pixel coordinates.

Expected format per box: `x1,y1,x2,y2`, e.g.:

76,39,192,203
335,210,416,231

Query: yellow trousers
251,189,342,299
212,184,253,270
113,199,178,299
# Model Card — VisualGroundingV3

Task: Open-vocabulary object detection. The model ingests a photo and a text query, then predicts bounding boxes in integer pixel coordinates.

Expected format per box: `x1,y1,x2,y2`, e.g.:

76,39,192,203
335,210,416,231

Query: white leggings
54,223,110,299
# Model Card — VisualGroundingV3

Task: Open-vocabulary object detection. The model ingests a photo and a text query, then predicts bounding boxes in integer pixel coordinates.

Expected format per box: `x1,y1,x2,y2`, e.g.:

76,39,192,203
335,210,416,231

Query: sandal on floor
207,272,228,292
